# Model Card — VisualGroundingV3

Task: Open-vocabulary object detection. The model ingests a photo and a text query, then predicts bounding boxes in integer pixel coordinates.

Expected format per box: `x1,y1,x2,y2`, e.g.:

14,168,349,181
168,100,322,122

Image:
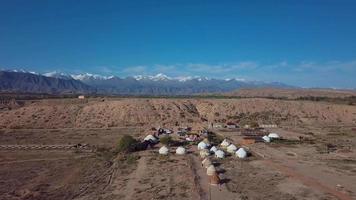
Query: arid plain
1,92,356,200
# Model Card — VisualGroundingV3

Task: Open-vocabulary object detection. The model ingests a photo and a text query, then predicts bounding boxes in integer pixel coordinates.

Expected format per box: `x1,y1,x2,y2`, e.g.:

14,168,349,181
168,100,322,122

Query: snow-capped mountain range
0,70,293,95
42,71,215,82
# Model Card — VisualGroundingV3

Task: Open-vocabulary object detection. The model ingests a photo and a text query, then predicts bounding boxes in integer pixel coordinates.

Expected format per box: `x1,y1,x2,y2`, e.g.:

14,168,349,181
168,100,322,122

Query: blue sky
1,0,356,88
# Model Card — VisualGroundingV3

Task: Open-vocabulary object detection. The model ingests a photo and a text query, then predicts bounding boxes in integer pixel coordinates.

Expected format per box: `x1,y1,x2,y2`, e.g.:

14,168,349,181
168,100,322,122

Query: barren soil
1,97,356,200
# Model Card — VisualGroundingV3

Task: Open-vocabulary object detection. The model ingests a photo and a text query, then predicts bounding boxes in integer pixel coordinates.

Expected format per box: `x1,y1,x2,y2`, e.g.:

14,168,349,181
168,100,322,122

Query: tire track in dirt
263,159,354,200
0,155,92,165
119,156,147,200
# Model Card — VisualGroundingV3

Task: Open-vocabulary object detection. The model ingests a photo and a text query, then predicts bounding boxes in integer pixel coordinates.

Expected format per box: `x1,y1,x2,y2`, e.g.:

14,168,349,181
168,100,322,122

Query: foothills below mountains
0,70,293,95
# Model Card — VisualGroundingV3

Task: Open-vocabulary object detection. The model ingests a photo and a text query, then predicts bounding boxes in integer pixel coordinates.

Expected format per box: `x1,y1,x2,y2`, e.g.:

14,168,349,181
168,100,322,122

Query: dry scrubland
0,98,355,129
229,88,356,99
0,97,356,200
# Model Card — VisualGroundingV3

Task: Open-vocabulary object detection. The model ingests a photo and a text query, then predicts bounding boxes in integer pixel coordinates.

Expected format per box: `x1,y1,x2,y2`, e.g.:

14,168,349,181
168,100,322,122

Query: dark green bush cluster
160,135,172,146
116,135,138,153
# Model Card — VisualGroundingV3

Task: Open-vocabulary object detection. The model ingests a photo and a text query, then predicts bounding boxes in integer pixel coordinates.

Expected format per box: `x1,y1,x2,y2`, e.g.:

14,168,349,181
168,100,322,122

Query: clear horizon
1,0,356,88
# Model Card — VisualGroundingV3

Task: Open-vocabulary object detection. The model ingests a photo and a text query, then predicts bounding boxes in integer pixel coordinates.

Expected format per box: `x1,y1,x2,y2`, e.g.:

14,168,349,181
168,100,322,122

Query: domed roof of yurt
236,148,247,158
159,146,169,155
144,134,157,142
200,149,210,158
202,158,212,168
215,150,225,158
198,141,208,150
206,165,216,176
268,133,280,139
210,146,218,153
175,146,186,155
262,135,271,143
220,139,230,147
227,144,237,153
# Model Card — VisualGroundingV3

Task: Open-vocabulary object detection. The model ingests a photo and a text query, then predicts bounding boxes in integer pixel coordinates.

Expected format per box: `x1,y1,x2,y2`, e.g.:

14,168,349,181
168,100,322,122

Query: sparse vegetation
116,135,138,153
160,135,172,146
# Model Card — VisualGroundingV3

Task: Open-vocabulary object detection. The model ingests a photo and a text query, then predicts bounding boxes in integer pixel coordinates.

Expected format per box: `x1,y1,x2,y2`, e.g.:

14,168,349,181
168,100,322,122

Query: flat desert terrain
0,97,356,200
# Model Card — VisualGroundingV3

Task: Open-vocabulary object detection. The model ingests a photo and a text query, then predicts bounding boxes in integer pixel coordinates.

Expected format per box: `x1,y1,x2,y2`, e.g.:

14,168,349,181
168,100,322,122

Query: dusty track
263,159,353,200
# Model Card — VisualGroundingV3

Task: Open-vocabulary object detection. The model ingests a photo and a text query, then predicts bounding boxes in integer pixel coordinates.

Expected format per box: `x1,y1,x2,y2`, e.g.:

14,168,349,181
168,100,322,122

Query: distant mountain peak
134,73,172,81
43,71,73,80
0,69,294,95
44,72,114,81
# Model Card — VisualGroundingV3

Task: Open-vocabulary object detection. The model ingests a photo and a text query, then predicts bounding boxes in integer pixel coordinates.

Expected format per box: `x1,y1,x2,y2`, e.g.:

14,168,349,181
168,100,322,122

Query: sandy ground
1,97,356,200
216,127,356,200
0,98,356,129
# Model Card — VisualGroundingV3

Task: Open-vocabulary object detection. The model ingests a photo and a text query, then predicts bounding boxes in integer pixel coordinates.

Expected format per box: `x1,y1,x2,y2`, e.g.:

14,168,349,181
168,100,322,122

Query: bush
116,135,138,153
160,135,172,146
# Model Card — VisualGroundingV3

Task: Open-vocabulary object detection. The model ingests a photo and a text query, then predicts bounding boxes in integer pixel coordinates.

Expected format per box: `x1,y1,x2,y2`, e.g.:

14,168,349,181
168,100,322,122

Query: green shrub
160,135,172,146
116,135,138,153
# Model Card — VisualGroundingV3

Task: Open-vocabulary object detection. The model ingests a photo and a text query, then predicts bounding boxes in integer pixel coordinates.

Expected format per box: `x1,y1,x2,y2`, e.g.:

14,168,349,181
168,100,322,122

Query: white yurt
198,141,208,150
227,144,238,153
202,158,212,168
268,133,280,139
215,150,225,159
144,134,157,142
210,146,218,153
206,165,216,176
236,148,247,158
175,146,186,155
159,146,169,155
220,139,230,148
262,135,271,143
200,149,210,158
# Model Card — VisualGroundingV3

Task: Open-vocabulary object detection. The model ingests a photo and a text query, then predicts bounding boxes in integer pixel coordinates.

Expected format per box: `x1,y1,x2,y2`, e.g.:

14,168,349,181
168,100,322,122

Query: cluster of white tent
262,133,280,143
197,139,248,159
158,145,187,155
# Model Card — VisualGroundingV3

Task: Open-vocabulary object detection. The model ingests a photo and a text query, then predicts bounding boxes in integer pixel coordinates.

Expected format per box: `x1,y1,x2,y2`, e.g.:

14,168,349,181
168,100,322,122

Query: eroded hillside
0,98,355,129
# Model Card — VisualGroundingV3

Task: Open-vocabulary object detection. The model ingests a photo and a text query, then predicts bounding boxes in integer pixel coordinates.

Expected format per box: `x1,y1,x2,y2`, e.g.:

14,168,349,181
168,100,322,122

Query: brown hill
0,98,355,129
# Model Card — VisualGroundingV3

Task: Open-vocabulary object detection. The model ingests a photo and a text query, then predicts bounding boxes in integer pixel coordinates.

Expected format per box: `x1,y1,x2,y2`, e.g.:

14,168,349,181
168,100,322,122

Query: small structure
200,149,210,158
220,139,230,148
227,144,238,153
176,146,186,155
159,146,169,155
213,123,224,129
78,95,85,99
144,134,158,143
226,122,238,129
236,148,248,158
157,128,173,135
186,135,199,142
198,141,208,150
260,124,278,128
177,130,187,136
262,135,271,143
210,146,218,153
202,158,212,168
268,133,280,139
215,150,225,158
206,165,216,176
